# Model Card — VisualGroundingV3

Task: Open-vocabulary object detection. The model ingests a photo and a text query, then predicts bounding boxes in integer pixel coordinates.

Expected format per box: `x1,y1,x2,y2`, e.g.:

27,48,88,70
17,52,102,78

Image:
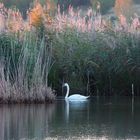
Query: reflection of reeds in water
0,104,56,140
65,100,89,124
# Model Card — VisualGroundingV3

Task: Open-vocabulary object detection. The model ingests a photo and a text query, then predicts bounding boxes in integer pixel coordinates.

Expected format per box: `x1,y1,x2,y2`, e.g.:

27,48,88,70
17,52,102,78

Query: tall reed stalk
0,33,55,103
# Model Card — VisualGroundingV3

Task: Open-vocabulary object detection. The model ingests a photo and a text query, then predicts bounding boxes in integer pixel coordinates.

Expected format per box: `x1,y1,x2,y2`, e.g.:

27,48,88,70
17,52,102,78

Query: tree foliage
115,0,133,18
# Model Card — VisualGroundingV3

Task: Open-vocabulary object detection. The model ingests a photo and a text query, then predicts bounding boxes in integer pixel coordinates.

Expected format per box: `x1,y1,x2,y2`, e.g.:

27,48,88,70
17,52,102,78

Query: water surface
0,97,140,140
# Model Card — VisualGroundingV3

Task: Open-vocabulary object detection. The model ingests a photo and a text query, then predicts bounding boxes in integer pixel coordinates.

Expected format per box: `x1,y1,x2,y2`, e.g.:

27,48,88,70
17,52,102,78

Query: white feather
63,83,90,101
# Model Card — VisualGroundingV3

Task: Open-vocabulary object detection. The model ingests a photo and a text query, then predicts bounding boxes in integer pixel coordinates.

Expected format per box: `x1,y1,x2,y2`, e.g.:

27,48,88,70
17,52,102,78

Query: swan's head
63,83,69,87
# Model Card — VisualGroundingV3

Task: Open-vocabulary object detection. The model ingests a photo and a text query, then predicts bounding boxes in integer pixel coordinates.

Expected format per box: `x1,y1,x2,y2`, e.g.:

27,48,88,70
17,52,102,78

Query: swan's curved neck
65,84,69,99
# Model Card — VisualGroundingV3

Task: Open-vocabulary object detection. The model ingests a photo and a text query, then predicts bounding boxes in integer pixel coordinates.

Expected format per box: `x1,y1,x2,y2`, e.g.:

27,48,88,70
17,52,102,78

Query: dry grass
0,2,140,34
0,33,55,103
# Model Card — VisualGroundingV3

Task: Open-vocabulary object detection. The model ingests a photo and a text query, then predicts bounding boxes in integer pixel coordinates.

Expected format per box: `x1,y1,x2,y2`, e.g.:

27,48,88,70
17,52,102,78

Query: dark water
0,97,140,140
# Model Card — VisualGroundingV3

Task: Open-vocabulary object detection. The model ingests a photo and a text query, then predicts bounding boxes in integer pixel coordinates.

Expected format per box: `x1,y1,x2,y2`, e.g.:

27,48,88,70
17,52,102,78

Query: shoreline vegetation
0,32,56,103
0,1,140,103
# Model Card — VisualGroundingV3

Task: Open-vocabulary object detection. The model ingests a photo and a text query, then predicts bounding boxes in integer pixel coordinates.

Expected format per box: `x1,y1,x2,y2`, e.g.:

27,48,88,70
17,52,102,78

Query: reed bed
0,2,140,98
50,4,140,96
0,33,55,103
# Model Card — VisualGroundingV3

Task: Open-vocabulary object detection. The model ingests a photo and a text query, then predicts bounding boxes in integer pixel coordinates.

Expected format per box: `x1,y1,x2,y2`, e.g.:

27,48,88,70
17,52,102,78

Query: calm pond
0,97,140,140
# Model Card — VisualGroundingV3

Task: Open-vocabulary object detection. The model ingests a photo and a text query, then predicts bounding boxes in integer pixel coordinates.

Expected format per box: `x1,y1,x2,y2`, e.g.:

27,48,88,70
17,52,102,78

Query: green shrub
49,29,140,96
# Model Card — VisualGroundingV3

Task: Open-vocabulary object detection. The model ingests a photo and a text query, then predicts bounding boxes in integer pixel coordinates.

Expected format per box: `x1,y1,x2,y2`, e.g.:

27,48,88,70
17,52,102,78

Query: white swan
63,83,90,101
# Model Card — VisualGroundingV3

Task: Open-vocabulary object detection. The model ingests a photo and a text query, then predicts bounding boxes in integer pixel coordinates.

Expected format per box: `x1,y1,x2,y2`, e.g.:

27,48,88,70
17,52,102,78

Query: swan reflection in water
62,83,90,123
65,98,90,123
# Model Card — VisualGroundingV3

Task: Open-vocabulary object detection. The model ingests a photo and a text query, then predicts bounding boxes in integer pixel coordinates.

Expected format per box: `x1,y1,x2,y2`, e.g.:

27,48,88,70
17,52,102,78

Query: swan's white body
63,83,89,101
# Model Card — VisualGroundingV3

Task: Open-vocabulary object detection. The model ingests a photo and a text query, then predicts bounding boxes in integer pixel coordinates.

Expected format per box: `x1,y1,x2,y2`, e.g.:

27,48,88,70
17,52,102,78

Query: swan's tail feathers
86,96,90,99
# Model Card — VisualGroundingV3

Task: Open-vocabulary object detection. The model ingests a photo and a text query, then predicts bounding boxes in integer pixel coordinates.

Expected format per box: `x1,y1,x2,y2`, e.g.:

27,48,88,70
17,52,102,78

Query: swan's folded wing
68,94,89,100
